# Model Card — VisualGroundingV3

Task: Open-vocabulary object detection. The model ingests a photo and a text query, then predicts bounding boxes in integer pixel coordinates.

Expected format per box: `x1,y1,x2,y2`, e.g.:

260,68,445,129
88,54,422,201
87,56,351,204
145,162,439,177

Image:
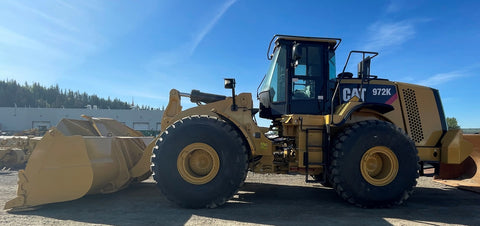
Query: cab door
289,44,329,115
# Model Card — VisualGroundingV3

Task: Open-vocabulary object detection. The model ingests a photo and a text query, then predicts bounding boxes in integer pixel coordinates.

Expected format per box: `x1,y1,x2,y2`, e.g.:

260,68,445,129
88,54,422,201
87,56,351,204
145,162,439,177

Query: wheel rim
177,143,220,185
360,146,399,186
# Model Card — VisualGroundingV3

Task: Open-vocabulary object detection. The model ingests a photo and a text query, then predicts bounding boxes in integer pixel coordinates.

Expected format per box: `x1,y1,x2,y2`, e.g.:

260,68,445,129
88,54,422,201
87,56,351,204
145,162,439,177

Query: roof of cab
273,34,341,50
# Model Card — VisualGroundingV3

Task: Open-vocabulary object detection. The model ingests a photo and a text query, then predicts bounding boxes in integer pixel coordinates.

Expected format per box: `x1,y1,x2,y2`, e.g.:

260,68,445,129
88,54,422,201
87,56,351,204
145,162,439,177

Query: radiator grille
402,88,424,143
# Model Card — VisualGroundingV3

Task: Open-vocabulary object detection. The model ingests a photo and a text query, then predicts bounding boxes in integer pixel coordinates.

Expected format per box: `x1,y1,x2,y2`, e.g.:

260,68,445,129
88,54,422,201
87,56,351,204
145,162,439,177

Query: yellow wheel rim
177,143,220,185
360,146,399,186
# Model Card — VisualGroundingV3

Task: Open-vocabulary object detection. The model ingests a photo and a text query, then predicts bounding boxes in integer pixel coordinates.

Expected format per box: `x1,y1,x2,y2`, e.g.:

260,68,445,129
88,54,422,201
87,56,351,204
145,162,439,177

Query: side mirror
224,78,235,89
292,44,303,61
224,78,237,111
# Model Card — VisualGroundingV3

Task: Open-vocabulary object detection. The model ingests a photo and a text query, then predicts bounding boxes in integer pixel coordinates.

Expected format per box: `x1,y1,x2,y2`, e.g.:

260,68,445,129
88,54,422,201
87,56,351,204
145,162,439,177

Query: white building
0,107,164,133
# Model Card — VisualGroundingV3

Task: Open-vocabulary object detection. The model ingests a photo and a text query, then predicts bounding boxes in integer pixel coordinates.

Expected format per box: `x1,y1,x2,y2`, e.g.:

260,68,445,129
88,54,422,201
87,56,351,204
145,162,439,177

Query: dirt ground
1,170,479,226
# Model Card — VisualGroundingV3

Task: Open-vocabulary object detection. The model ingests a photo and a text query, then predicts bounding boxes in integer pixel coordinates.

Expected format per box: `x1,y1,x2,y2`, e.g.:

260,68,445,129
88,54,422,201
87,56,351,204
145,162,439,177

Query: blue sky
0,0,479,128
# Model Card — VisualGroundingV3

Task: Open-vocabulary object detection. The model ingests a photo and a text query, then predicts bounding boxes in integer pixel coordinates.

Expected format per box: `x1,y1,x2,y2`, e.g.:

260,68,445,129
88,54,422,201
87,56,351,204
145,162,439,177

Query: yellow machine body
159,82,477,177
435,134,480,192
5,117,153,210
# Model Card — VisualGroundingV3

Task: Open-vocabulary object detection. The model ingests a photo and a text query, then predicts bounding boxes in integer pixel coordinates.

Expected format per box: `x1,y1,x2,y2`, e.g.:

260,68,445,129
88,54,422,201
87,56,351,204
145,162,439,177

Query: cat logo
342,88,366,101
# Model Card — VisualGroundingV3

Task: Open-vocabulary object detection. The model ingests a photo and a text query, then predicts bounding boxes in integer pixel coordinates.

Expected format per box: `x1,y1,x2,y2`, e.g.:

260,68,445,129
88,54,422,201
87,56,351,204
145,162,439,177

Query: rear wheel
151,115,248,208
331,120,419,207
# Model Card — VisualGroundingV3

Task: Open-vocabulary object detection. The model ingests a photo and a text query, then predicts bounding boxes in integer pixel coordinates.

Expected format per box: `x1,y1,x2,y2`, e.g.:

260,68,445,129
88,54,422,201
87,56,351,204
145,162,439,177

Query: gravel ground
1,170,480,226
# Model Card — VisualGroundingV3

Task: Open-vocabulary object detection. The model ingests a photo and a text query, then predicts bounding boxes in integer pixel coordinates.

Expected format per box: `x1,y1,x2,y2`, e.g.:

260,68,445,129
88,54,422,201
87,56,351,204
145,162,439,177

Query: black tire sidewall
152,116,247,208
332,121,418,207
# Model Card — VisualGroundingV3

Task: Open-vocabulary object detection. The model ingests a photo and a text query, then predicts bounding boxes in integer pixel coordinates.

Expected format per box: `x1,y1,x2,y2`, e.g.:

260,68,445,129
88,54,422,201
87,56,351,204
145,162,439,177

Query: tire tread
151,115,249,208
330,120,419,208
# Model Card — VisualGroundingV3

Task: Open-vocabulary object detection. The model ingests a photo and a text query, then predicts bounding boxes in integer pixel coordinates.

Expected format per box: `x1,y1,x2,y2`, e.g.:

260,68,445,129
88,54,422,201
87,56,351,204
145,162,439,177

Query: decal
342,88,366,102
385,93,398,105
340,84,397,104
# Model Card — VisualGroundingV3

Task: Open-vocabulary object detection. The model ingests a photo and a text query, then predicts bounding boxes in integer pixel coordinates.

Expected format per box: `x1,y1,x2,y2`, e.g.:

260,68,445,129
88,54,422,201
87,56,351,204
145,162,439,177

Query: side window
294,46,324,77
295,65,306,76
294,46,307,76
307,46,322,77
328,50,336,80
292,78,315,100
271,48,286,102
292,45,324,100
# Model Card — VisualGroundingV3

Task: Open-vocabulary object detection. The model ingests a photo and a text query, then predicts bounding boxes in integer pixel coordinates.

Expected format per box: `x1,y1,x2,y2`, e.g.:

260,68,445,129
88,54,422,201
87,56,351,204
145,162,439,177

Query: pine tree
0,80,140,109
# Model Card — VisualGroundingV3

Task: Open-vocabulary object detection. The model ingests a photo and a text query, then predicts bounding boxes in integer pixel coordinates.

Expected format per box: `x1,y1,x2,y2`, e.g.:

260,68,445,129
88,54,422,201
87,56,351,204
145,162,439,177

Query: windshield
259,46,286,102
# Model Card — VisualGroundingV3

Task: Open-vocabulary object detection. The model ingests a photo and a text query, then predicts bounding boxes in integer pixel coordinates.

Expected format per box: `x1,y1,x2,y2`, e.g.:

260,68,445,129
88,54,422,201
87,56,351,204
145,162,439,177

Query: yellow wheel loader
5,35,480,210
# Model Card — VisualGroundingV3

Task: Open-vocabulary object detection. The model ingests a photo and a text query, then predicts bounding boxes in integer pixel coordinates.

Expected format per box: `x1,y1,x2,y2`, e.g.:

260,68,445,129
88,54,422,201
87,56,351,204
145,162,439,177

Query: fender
333,102,394,126
160,89,271,157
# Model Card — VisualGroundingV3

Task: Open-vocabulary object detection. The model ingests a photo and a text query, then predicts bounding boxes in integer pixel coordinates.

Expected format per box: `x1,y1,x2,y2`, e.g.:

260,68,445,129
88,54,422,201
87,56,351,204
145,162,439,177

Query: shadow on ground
9,179,480,226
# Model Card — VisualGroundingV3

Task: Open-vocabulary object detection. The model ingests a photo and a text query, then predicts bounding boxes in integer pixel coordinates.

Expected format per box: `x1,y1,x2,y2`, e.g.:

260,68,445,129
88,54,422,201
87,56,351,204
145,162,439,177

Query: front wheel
330,120,419,208
151,115,249,208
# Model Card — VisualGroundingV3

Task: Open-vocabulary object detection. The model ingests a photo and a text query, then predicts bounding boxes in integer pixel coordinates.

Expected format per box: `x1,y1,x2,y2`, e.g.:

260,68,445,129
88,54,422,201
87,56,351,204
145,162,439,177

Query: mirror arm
224,78,238,111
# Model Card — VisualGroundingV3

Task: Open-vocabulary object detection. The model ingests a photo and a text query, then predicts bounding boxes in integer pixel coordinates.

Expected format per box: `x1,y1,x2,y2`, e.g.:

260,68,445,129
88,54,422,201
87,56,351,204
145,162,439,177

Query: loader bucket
435,134,480,193
4,117,154,211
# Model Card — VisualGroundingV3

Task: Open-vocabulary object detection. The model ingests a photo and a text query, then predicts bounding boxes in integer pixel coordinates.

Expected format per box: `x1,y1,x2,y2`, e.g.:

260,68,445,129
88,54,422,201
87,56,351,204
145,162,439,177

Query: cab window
328,50,336,80
259,46,287,102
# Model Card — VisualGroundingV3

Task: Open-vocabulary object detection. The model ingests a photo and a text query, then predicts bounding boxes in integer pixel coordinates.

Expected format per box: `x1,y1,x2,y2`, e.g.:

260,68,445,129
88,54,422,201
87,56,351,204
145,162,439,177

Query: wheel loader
5,35,480,211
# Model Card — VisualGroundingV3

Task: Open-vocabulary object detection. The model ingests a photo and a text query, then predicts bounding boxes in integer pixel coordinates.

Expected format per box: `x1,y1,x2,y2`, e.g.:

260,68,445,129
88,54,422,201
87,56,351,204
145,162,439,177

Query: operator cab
258,35,340,120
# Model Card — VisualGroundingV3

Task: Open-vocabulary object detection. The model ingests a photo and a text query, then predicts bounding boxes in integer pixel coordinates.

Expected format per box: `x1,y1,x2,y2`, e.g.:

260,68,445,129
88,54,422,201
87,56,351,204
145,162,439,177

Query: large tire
331,120,419,208
151,115,248,208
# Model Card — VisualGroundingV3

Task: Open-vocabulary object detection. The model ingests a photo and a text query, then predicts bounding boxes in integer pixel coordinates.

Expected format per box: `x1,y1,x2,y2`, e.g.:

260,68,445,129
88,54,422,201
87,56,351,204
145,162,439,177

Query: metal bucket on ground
435,134,480,193
4,117,154,211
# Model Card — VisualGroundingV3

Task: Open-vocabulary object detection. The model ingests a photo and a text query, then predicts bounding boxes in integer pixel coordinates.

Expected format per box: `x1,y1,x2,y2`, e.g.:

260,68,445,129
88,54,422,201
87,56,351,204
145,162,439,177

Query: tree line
0,79,137,109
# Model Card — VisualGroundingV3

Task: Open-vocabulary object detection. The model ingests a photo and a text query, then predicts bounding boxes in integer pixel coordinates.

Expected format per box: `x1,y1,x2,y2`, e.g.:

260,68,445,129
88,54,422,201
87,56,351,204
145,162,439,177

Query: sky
0,0,479,128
